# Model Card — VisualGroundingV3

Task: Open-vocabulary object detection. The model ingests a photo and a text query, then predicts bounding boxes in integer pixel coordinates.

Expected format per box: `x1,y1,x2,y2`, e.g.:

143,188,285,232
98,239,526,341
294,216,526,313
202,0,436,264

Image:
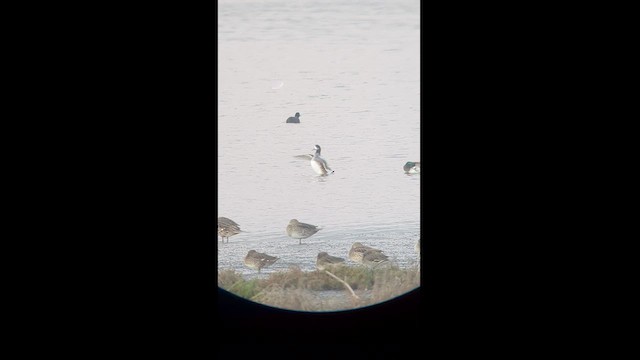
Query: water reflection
312,175,328,183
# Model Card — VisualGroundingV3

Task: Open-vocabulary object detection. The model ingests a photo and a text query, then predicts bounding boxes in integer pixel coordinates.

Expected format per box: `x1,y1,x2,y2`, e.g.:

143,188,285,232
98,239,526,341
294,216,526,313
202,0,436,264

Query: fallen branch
324,270,360,300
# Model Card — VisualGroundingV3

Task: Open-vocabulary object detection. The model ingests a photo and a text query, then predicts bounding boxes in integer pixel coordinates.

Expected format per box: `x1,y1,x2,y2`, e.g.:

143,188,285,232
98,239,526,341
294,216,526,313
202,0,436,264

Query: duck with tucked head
316,252,346,271
286,219,322,244
310,144,334,175
348,242,384,264
403,161,421,174
362,250,390,269
217,217,243,243
244,250,279,273
287,219,322,244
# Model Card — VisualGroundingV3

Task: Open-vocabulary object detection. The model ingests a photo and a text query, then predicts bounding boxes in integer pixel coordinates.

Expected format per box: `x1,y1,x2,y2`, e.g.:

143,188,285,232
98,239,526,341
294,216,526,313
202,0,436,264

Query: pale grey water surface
218,0,420,282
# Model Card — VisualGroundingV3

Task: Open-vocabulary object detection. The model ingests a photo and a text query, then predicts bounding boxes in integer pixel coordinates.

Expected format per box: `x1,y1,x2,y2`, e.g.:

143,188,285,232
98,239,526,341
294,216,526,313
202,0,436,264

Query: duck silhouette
403,161,420,174
286,112,301,123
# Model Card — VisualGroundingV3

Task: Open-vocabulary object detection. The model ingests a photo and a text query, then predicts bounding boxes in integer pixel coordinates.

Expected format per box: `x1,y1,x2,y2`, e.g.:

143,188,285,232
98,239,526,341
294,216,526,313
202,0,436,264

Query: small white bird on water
310,144,334,176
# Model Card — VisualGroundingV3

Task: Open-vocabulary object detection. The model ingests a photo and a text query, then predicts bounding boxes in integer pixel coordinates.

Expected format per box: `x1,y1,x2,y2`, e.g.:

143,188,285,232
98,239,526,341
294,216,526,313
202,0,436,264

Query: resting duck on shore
244,250,279,273
218,217,243,243
286,219,322,244
316,252,346,271
348,242,384,264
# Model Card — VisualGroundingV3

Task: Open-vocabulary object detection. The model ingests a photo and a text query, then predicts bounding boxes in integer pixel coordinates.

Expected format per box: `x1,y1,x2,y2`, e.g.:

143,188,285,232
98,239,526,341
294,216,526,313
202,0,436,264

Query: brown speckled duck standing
218,217,242,243
286,219,322,244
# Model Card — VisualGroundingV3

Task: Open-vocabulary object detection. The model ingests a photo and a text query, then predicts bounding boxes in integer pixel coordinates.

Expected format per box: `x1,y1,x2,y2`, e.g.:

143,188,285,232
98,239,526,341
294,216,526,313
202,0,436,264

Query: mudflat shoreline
218,265,420,312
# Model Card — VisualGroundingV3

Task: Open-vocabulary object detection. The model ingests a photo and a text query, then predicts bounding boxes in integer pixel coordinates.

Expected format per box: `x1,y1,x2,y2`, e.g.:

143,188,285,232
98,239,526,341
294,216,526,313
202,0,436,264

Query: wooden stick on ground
324,270,360,300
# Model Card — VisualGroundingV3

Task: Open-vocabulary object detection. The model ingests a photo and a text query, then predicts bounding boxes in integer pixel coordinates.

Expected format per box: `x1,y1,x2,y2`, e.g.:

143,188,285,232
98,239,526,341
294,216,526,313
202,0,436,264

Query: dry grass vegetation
218,265,420,311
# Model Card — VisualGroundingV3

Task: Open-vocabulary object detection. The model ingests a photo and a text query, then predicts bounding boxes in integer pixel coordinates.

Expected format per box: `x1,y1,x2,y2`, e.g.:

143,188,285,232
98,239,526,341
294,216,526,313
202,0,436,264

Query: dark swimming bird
310,144,334,175
403,161,421,174
316,252,346,271
286,219,321,244
286,112,301,123
244,250,279,273
217,217,242,243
